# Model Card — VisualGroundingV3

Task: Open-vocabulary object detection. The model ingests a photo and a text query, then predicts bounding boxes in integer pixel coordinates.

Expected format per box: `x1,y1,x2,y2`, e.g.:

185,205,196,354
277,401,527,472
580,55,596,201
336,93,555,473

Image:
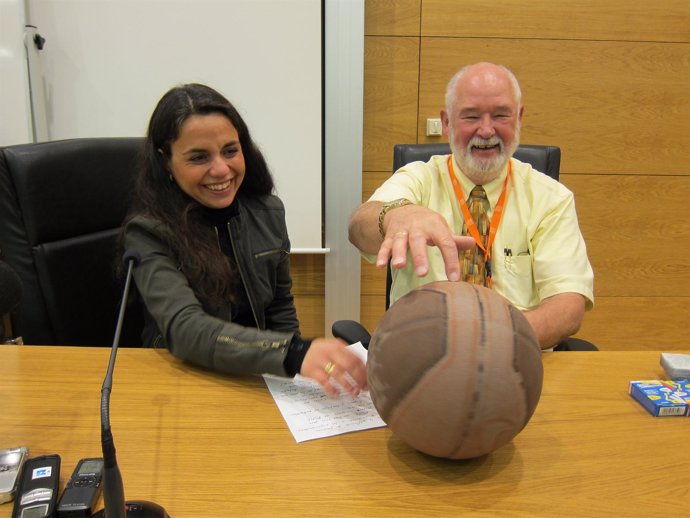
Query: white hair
444,63,522,114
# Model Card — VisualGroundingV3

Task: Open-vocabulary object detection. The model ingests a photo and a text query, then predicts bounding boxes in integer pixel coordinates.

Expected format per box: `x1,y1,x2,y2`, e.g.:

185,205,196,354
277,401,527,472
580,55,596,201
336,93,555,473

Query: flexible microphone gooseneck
93,250,169,518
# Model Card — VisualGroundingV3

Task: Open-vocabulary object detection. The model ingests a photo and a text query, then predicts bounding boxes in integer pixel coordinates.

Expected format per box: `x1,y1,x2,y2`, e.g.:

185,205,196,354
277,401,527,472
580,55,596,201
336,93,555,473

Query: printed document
263,342,386,442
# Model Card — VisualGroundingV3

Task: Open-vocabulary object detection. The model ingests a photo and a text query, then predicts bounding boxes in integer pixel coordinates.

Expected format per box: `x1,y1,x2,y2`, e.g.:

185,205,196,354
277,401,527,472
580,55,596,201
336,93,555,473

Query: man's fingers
407,232,430,277
390,230,410,268
377,230,411,269
434,234,466,282
375,237,393,268
375,206,471,281
453,235,476,252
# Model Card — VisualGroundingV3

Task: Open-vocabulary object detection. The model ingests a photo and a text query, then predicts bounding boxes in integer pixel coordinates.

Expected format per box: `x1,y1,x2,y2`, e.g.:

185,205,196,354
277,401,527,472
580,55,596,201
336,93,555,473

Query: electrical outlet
426,118,442,136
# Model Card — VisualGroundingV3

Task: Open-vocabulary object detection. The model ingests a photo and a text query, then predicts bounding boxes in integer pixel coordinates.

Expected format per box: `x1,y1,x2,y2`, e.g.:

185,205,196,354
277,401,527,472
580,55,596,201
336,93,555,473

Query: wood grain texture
293,294,324,337
360,259,387,333
562,174,690,296
360,258,388,296
364,36,421,171
421,0,690,42
290,254,324,336
365,0,421,36
361,293,386,333
418,38,690,174
289,254,324,295
577,296,690,351
2,347,689,517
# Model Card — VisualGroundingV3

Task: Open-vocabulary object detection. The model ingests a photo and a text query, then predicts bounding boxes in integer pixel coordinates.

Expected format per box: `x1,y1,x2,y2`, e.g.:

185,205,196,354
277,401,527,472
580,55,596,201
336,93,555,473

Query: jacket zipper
216,335,285,349
226,222,261,328
254,248,288,259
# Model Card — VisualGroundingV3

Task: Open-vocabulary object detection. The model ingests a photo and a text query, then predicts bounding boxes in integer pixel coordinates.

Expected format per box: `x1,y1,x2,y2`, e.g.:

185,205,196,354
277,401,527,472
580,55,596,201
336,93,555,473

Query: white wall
18,0,324,250
0,0,33,145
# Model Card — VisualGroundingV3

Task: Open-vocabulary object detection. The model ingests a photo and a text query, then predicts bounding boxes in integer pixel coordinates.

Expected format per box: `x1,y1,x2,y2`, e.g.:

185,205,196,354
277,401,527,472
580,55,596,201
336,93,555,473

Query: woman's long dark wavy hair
122,83,275,306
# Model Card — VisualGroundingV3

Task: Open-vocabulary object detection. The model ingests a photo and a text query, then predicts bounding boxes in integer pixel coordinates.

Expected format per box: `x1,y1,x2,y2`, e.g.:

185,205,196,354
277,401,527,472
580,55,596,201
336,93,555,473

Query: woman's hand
301,338,368,397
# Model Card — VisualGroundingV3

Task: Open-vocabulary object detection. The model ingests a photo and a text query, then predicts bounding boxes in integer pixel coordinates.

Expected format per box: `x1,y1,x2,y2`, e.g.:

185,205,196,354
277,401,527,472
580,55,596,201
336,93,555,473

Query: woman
121,83,367,397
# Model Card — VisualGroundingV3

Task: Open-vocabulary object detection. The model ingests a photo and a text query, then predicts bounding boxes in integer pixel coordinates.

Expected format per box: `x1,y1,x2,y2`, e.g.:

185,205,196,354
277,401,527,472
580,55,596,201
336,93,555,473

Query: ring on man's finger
324,361,336,375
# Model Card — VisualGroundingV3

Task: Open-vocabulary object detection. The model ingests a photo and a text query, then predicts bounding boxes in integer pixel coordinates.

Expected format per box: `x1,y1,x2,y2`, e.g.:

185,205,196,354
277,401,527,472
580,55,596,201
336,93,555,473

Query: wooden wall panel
576,297,690,351
563,174,690,297
421,0,690,42
361,259,387,333
361,293,386,335
289,254,323,295
290,255,324,337
361,259,387,296
418,38,690,175
363,36,421,171
365,0,421,36
293,293,324,338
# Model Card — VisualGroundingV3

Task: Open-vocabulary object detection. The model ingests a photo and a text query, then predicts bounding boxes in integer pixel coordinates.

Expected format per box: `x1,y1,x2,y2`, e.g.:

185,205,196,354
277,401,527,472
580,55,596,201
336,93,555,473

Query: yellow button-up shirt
366,154,594,310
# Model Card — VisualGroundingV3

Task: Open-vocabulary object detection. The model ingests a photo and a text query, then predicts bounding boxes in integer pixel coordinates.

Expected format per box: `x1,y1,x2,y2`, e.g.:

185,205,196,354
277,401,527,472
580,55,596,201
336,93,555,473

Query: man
348,62,593,349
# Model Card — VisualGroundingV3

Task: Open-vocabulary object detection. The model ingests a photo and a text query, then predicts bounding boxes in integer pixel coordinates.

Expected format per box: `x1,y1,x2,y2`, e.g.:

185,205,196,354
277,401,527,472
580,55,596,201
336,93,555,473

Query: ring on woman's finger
394,231,409,238
324,361,336,375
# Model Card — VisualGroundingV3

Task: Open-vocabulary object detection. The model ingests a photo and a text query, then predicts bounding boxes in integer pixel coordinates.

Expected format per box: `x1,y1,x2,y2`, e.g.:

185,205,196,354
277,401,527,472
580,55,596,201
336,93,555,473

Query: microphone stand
92,252,169,518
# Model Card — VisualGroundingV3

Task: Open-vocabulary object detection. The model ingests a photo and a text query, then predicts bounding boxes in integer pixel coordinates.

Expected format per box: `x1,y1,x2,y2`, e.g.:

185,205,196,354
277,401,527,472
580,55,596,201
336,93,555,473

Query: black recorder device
11,454,60,518
56,458,104,517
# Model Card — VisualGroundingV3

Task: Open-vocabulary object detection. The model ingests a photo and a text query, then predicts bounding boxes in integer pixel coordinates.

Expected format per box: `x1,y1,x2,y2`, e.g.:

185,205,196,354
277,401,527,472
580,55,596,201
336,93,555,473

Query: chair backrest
0,138,145,346
385,143,561,309
393,143,561,179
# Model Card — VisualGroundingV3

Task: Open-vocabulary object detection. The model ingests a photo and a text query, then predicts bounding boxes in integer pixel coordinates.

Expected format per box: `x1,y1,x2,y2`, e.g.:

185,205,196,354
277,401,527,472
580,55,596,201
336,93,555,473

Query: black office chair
0,138,145,346
333,143,597,351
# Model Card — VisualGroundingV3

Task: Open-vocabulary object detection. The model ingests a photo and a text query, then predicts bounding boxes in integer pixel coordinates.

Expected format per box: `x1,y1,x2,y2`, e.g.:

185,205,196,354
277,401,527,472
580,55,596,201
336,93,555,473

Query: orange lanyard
447,156,511,287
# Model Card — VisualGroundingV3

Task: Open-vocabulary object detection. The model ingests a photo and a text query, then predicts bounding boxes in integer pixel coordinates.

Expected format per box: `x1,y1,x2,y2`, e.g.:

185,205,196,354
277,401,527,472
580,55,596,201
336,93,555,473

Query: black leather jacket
123,195,300,377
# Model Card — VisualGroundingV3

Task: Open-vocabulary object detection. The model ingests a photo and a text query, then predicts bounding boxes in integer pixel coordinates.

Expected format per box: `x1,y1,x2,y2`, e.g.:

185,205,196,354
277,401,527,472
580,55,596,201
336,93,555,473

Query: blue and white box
629,380,690,417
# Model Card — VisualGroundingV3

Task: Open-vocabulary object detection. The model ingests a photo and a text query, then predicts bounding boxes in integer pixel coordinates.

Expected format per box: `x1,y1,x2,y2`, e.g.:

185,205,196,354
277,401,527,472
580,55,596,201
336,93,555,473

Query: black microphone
92,250,169,518
0,260,23,341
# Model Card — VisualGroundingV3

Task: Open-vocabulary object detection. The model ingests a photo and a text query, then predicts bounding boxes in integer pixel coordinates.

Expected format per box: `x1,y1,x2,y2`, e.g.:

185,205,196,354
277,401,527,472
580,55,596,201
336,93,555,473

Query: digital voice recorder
56,457,104,517
11,454,60,518
0,446,29,504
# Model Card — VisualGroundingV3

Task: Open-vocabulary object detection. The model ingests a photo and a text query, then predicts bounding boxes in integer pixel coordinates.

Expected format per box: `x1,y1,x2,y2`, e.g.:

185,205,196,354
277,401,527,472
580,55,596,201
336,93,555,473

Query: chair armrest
332,320,372,349
553,337,599,351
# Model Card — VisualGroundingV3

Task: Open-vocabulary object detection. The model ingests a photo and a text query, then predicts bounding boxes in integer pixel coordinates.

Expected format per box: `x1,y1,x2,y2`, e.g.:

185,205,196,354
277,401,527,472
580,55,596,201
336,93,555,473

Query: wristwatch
378,198,413,238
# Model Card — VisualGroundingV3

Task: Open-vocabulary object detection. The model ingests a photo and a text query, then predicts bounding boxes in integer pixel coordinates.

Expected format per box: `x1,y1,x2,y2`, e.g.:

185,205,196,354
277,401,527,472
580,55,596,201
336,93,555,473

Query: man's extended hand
375,204,475,281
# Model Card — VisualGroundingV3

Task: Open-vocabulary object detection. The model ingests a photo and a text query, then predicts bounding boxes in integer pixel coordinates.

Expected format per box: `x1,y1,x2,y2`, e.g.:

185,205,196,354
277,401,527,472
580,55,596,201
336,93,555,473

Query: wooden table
1,346,688,517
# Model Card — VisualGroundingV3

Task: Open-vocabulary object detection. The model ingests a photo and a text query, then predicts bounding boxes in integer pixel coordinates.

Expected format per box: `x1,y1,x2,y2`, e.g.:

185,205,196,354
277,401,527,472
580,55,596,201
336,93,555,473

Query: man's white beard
452,127,520,185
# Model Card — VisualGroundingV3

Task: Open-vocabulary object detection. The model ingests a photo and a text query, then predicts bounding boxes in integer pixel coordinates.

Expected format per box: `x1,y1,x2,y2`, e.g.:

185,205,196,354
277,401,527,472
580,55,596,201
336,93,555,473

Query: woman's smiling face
168,113,246,209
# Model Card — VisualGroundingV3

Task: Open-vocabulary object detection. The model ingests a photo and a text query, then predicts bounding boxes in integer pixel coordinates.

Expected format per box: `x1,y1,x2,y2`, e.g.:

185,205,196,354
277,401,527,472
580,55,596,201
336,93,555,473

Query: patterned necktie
461,186,491,286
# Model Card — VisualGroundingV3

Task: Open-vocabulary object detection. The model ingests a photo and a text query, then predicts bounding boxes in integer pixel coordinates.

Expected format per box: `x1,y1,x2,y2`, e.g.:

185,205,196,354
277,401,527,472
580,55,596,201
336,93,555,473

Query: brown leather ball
367,281,543,459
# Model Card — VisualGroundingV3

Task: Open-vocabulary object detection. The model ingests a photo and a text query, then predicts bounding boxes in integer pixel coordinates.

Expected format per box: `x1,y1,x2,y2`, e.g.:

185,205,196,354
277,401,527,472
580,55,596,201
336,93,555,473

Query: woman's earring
169,174,174,183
